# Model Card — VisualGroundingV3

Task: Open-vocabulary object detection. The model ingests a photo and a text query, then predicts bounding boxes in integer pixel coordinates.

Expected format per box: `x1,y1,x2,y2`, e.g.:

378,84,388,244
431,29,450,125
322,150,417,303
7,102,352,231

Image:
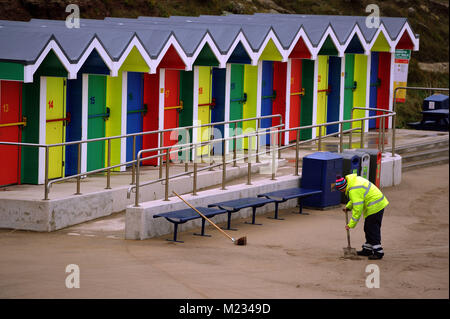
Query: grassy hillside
1,0,448,128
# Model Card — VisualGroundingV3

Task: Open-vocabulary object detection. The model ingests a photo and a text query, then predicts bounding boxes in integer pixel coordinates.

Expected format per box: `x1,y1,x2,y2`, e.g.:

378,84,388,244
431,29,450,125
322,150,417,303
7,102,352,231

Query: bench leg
245,206,263,225
194,218,212,237
221,212,238,231
267,202,285,220
166,223,184,243
293,200,309,215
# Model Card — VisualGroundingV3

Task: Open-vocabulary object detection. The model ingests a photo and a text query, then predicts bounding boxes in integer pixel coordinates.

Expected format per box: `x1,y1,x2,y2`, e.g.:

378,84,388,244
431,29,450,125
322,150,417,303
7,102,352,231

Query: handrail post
360,118,365,149
247,135,252,185
271,130,276,181
295,129,300,176
318,126,322,151
381,114,386,153
131,135,136,185
164,148,170,201
134,153,141,207
392,115,396,156
75,143,81,195
159,132,163,179
349,109,353,149
278,129,282,159
106,139,111,189
339,123,344,153
256,118,260,163
221,139,226,190
44,146,49,200
193,146,198,196
378,116,382,152
233,122,237,167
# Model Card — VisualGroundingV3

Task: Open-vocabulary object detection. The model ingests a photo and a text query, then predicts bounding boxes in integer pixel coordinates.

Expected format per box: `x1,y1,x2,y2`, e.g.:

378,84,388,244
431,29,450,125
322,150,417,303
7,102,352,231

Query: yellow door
316,56,329,137
197,66,212,156
46,77,66,179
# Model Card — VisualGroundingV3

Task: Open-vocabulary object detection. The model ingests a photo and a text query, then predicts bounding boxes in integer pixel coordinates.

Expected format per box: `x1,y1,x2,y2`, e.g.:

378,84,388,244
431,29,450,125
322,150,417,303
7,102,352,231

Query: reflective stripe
348,185,365,192
376,250,384,254
372,244,382,249
353,201,364,206
368,195,385,207
364,182,372,197
351,217,360,222
363,243,373,248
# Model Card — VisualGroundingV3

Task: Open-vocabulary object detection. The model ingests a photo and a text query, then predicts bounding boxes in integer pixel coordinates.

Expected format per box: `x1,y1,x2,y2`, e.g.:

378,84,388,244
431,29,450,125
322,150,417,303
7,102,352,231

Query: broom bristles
234,236,247,246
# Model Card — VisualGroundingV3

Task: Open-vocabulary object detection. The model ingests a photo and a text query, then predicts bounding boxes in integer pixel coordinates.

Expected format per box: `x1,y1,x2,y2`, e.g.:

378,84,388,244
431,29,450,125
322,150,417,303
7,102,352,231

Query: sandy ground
0,164,448,299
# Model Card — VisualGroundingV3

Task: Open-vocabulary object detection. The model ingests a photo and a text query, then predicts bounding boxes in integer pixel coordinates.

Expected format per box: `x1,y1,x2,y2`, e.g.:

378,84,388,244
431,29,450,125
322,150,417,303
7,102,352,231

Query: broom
343,208,357,258
172,191,247,246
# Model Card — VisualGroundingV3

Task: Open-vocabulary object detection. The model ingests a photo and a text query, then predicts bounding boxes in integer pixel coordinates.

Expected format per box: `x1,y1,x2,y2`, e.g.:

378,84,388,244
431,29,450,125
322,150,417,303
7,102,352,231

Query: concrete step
390,137,449,155
402,156,449,171
401,147,449,163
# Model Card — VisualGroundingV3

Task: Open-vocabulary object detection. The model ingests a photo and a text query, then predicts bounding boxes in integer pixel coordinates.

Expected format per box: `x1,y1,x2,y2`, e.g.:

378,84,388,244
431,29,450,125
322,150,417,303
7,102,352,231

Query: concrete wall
0,159,282,232
125,174,302,240
380,153,402,188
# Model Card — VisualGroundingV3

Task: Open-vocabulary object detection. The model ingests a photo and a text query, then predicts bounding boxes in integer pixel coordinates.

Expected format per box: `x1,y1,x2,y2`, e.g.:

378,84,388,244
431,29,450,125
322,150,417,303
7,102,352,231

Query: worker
335,174,389,260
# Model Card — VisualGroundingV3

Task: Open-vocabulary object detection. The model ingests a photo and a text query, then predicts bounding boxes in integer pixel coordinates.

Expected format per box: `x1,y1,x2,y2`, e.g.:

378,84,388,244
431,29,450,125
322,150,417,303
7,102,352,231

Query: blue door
327,57,341,134
211,68,226,155
126,72,144,163
65,77,82,176
369,52,379,129
261,61,274,146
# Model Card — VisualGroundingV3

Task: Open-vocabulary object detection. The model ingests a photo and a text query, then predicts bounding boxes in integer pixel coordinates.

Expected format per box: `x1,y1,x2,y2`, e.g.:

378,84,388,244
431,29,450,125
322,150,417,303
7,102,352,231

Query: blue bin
301,151,343,208
340,152,360,176
423,94,449,111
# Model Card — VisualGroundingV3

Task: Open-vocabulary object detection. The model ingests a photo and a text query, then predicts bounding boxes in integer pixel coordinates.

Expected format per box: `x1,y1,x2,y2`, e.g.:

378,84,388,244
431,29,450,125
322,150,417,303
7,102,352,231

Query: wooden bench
153,207,228,243
258,187,323,220
208,197,276,229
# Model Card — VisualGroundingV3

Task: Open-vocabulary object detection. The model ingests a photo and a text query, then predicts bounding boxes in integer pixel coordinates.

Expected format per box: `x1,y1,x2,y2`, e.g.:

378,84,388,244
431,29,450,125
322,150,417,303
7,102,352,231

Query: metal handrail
130,124,285,205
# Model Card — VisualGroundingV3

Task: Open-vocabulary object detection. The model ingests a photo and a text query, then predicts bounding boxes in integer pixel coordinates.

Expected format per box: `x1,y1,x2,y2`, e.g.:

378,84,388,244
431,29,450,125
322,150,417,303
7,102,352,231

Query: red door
289,59,303,142
377,52,391,129
0,81,22,186
142,73,160,165
163,69,180,153
273,62,287,145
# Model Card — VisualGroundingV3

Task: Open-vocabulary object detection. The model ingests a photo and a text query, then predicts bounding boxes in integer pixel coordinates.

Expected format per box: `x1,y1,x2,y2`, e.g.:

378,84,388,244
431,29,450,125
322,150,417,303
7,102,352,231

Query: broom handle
173,191,234,241
345,209,351,248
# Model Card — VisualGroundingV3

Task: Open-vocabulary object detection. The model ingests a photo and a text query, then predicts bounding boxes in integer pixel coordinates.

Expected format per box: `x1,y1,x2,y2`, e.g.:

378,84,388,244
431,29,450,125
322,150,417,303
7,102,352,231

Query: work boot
357,248,373,256
368,252,384,260
357,243,373,256
368,245,384,260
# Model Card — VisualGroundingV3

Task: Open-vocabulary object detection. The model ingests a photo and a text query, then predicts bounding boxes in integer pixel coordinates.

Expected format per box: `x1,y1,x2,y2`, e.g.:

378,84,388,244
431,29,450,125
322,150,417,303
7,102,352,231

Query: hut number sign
393,49,411,103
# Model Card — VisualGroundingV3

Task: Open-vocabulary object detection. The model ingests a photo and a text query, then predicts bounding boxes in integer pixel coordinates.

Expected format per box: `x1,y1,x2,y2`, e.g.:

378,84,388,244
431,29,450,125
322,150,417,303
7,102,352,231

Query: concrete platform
0,128,447,233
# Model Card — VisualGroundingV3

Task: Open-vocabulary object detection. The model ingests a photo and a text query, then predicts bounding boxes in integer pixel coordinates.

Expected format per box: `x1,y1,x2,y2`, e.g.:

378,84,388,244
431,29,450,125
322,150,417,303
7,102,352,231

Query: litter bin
354,148,381,187
423,94,449,111
301,151,343,208
340,152,360,176
343,149,371,180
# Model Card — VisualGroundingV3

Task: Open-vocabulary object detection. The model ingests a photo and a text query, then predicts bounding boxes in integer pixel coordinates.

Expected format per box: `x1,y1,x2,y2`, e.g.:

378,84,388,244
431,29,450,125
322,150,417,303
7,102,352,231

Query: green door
229,64,245,150
87,75,107,172
343,54,355,131
300,59,314,140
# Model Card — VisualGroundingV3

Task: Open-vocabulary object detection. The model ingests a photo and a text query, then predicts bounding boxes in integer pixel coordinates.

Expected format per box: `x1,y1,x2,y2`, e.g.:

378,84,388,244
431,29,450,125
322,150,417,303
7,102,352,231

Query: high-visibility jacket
345,174,389,228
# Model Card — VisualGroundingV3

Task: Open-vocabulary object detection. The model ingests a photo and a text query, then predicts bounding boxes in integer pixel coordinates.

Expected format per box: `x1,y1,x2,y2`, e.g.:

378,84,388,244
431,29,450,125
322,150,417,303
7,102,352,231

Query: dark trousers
364,209,384,246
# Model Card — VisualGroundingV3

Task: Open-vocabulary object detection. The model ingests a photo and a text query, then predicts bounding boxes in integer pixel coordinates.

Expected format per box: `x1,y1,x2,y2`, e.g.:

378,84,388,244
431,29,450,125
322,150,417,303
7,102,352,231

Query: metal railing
127,110,396,206
0,113,282,200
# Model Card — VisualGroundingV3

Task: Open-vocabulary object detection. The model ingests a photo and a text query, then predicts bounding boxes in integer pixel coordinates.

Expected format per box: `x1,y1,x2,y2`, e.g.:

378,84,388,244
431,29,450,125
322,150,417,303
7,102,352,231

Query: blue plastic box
301,151,343,208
